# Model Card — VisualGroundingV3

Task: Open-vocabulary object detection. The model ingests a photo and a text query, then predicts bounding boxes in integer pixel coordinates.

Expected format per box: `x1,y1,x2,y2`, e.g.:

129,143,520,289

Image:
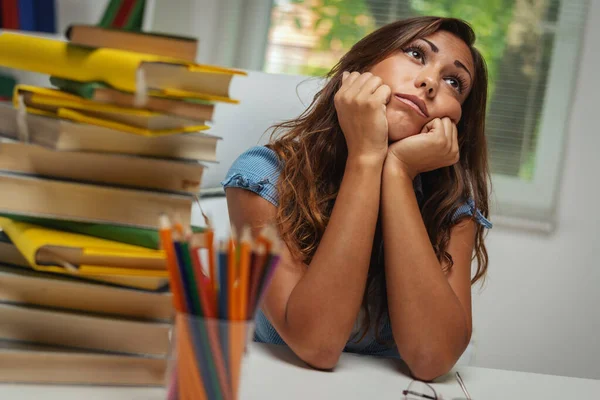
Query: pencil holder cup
166,313,255,400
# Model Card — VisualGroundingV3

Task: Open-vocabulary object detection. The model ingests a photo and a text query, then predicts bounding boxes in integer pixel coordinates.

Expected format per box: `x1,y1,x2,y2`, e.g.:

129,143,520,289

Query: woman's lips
394,94,428,118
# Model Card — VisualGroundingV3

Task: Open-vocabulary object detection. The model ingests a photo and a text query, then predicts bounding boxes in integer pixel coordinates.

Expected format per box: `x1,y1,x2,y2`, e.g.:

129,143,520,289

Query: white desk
1,343,599,399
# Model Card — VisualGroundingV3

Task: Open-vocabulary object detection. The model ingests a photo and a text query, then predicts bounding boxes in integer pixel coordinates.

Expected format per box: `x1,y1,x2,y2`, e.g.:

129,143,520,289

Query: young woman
222,16,492,380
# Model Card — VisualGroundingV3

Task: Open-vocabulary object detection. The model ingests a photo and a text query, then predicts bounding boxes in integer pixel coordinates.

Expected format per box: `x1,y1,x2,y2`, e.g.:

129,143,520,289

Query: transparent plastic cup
166,313,255,400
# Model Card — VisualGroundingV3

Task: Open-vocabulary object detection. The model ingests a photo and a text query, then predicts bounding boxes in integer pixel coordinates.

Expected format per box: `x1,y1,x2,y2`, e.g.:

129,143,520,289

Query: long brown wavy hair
268,16,490,344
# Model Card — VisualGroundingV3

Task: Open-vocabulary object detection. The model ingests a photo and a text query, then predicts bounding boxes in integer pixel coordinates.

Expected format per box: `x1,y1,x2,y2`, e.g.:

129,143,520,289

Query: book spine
122,0,145,31
33,0,55,33
1,0,19,29
112,0,135,28
98,0,123,28
17,0,34,31
0,33,141,93
49,76,99,100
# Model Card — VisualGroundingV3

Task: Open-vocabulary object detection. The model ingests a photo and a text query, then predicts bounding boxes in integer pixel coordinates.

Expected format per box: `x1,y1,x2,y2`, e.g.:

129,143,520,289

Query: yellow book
15,85,209,137
0,32,245,100
0,217,168,278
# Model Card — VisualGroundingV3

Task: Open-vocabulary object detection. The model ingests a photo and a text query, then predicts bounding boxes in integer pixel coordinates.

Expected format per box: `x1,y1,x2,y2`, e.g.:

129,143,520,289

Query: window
262,0,588,230
146,0,587,229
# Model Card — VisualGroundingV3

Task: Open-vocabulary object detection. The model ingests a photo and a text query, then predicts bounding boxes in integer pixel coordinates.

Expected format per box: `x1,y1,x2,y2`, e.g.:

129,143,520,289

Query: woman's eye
408,50,422,59
404,47,425,63
445,77,463,93
445,77,458,88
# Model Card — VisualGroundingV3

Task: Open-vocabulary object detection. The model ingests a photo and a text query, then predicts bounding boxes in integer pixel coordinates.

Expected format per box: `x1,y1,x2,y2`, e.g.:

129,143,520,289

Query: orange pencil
189,234,213,318
227,227,238,321
189,235,232,400
173,213,185,235
159,215,186,312
238,226,252,321
256,225,273,255
205,224,218,314
177,316,208,400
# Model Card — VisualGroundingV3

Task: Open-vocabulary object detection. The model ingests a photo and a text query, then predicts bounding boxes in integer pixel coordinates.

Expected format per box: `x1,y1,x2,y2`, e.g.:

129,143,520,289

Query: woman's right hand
334,71,391,164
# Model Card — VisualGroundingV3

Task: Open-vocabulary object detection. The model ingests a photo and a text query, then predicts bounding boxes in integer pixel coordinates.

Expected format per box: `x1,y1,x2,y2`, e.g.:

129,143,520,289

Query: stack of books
0,25,244,385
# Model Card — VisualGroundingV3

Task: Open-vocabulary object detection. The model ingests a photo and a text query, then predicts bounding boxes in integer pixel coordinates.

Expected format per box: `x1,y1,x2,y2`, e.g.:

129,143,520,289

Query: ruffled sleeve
220,146,281,207
451,198,493,229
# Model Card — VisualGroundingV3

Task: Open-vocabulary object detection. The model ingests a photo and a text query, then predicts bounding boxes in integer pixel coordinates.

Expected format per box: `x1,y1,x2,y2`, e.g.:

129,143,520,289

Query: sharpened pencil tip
159,214,171,230
241,225,252,243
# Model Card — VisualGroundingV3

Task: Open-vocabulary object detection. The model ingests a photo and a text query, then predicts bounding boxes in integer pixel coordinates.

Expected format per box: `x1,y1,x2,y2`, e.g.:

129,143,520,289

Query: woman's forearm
284,156,383,362
381,164,470,380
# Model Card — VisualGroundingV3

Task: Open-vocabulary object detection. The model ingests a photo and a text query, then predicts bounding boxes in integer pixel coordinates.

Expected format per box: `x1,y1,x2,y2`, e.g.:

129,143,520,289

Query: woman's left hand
385,117,459,180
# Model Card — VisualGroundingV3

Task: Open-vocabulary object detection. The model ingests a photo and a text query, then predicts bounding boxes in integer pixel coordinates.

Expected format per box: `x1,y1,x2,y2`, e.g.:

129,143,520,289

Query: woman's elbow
408,355,454,382
402,347,460,381
399,328,471,381
295,343,343,370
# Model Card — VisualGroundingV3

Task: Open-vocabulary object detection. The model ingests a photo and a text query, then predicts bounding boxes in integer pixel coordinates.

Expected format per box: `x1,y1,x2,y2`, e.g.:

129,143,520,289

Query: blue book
33,0,56,33
18,0,36,31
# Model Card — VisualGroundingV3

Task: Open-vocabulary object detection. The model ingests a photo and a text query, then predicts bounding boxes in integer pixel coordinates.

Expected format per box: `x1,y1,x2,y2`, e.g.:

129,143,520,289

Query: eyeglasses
402,372,472,400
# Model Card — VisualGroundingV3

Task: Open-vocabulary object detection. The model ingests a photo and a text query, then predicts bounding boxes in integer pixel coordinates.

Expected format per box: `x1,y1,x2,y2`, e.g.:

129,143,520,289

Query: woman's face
369,30,475,142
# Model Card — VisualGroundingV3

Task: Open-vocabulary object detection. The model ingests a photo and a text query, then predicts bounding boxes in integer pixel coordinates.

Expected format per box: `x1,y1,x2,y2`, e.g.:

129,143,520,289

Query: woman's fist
334,71,391,163
386,117,459,179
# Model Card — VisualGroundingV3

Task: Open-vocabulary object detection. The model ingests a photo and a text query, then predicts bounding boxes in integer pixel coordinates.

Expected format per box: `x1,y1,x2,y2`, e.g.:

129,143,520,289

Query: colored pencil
177,315,207,400
159,215,186,312
217,240,230,376
175,232,221,400
189,235,232,400
238,226,252,321
206,225,218,315
218,241,229,320
227,228,238,321
174,236,201,315
189,234,213,318
247,242,267,318
172,231,195,314
160,216,284,400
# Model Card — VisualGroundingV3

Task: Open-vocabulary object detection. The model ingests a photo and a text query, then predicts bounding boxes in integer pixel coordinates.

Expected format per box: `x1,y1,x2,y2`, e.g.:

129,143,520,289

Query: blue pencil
173,241,195,314
217,240,230,376
218,241,229,319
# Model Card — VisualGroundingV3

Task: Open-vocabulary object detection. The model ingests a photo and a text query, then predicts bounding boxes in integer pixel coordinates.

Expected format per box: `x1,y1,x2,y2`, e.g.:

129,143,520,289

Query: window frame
490,0,587,231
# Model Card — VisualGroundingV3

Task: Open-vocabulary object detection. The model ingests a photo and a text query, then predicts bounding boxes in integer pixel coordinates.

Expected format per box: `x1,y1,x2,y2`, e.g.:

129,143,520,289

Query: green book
0,231,11,244
122,0,146,31
50,76,215,107
0,214,205,250
99,0,146,32
49,76,108,99
98,0,124,29
0,74,16,99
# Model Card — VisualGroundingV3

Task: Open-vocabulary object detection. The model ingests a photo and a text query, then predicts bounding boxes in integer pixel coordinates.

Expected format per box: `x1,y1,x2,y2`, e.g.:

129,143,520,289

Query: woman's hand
386,117,459,179
334,71,391,164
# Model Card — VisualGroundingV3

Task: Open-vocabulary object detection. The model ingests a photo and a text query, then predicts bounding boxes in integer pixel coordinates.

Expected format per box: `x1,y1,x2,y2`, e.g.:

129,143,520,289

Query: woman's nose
415,73,438,98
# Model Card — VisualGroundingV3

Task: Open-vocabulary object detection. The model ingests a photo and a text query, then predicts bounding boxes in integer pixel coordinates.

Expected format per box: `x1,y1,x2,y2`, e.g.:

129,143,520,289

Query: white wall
55,0,109,33
471,0,600,379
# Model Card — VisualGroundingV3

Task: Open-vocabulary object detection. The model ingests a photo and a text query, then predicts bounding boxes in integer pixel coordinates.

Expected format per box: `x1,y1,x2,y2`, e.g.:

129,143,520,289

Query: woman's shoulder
220,145,281,206
415,175,492,229
451,198,493,229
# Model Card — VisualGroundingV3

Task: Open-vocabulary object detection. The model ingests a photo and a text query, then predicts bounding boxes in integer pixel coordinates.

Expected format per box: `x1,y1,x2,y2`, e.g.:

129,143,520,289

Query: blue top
221,146,492,359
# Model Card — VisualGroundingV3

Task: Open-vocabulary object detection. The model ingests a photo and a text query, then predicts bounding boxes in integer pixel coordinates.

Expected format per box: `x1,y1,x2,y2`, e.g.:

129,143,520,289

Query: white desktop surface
1,342,599,399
